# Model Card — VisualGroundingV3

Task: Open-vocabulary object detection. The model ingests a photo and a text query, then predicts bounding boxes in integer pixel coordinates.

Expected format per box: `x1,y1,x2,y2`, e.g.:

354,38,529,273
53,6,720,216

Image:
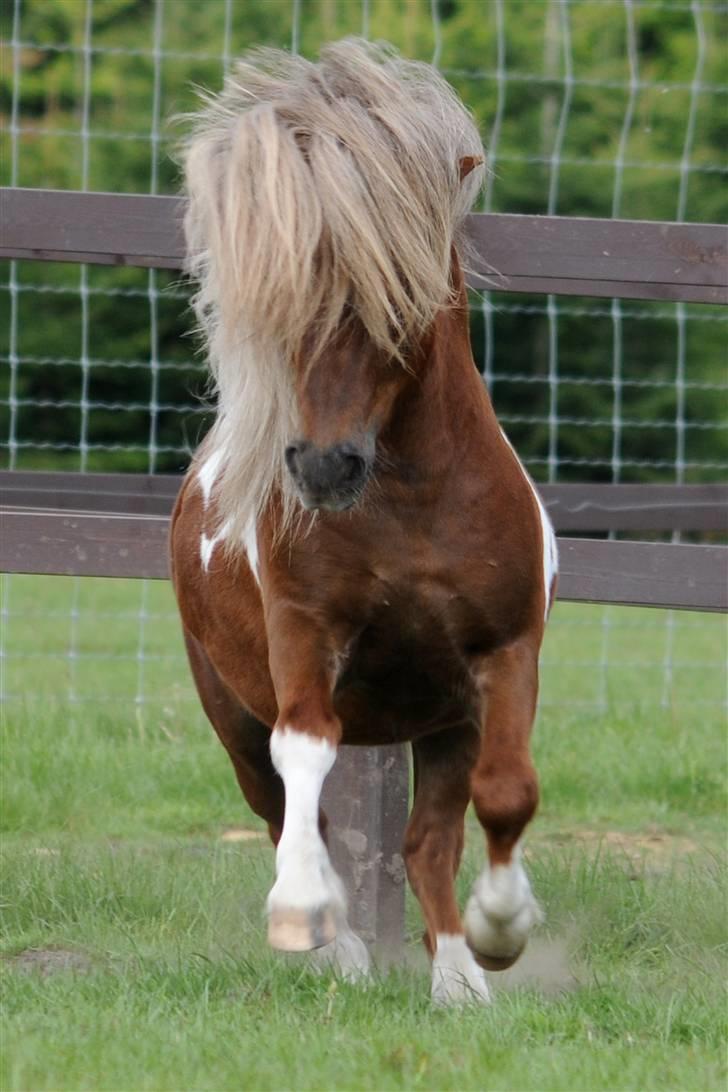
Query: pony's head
183,39,485,528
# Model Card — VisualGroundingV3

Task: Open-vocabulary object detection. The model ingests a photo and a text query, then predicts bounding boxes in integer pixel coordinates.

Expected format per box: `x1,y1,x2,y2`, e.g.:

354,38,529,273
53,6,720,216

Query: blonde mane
183,38,485,544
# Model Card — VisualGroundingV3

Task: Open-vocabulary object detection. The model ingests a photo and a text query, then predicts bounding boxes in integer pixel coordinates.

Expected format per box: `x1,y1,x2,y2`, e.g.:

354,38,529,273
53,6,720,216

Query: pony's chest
334,592,480,742
335,576,497,718
360,537,529,654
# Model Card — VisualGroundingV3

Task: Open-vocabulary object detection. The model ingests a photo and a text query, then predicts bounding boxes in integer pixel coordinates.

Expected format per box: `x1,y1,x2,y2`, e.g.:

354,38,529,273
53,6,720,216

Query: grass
1,575,726,1091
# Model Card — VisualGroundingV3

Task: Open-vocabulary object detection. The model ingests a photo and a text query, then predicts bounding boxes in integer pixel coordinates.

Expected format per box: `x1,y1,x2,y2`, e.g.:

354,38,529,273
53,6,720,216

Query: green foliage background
1,0,726,479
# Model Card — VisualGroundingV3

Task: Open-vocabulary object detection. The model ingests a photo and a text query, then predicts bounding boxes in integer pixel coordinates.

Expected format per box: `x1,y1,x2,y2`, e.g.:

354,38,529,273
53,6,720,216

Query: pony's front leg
465,641,543,971
265,614,368,975
267,726,342,951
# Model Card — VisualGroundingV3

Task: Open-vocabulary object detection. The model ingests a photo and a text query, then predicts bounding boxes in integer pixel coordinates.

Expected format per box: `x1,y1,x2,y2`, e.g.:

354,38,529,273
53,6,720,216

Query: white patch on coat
463,844,543,964
197,447,224,508
267,730,345,919
197,449,260,585
500,427,559,619
199,519,231,573
242,514,260,584
431,934,490,1005
533,489,559,618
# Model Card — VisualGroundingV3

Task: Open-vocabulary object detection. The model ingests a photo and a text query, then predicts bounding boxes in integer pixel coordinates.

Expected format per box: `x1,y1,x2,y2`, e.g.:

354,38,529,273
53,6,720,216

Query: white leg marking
499,427,559,619
464,845,543,966
431,934,490,1006
267,730,345,946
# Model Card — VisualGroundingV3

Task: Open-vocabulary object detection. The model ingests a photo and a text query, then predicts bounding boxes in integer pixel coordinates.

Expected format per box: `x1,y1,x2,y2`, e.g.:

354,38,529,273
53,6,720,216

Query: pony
170,39,557,1005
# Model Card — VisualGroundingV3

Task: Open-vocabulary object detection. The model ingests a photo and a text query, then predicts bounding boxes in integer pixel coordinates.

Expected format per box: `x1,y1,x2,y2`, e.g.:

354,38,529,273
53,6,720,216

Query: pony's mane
183,38,485,544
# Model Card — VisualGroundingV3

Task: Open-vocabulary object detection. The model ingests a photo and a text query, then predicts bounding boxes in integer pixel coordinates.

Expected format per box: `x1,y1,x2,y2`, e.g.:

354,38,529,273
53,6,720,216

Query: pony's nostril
342,453,366,484
285,445,300,474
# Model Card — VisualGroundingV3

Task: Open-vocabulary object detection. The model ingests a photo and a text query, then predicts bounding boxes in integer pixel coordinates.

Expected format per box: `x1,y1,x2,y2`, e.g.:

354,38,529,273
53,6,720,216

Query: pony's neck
382,273,492,481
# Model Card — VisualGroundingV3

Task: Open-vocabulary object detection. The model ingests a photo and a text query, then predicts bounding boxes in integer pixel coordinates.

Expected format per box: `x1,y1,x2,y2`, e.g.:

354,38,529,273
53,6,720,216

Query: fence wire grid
1,0,726,719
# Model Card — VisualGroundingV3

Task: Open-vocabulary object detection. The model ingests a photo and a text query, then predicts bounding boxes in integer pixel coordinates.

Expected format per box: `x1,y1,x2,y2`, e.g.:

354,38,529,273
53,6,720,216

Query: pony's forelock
183,38,485,543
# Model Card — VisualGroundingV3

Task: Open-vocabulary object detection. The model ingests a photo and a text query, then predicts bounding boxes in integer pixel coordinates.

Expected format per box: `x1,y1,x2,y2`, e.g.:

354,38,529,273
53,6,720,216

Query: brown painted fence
1,186,726,953
3,187,727,304
1,472,726,612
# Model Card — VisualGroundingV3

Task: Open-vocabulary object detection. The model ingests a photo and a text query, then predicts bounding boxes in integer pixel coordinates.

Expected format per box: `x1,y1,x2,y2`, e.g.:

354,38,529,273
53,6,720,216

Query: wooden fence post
321,744,410,963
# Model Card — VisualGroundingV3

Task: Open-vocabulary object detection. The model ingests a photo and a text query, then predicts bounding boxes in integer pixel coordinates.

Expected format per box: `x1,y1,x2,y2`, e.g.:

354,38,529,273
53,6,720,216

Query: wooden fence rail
2,472,727,531
1,473,726,612
2,187,727,304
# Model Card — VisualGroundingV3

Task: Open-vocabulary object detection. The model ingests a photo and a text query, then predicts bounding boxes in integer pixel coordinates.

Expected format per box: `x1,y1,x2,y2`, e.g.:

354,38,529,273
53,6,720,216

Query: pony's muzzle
285,439,372,511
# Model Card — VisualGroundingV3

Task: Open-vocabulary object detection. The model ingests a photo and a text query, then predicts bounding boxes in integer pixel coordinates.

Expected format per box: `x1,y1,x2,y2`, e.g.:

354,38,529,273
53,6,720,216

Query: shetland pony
170,39,557,1005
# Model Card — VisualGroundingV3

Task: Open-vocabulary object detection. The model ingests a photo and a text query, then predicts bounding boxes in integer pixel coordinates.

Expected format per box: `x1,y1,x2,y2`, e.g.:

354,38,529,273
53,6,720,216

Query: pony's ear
459,154,484,182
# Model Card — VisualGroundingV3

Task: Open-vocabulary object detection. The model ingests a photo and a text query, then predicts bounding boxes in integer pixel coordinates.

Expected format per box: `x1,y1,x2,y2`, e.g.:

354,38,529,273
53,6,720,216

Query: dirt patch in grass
6,947,95,976
545,828,704,857
219,827,267,843
532,828,716,875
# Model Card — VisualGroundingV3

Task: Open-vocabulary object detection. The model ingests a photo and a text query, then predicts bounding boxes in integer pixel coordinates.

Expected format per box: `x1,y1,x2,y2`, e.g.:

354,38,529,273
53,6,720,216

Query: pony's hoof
463,869,543,973
470,946,524,972
310,927,371,982
267,906,337,952
431,935,491,1006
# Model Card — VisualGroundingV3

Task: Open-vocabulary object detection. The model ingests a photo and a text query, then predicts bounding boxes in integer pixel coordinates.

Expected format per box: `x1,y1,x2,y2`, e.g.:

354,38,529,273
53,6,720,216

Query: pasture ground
1,576,726,1092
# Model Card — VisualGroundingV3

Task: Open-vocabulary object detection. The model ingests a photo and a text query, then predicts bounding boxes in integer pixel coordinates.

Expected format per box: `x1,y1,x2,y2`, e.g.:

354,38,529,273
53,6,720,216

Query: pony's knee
472,764,539,853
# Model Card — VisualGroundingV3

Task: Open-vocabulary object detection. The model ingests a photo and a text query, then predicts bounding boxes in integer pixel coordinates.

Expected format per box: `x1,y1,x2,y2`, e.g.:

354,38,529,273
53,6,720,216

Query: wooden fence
3,187,727,304
1,471,726,612
1,186,726,953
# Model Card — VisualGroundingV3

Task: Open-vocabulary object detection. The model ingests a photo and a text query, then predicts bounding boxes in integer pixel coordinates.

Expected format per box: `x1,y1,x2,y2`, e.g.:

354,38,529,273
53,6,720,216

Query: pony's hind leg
405,728,490,1005
465,640,543,971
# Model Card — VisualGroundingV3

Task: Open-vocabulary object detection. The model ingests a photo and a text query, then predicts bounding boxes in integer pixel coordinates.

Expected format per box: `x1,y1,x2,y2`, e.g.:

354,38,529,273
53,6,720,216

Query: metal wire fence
1,0,726,720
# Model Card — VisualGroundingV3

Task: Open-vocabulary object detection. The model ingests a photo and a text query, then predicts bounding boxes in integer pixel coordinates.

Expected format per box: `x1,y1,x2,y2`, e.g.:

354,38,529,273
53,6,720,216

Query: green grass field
1,575,726,1091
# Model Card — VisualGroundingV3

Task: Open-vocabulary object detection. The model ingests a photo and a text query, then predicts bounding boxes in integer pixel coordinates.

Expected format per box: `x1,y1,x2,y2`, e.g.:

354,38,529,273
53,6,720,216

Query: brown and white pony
170,40,557,1005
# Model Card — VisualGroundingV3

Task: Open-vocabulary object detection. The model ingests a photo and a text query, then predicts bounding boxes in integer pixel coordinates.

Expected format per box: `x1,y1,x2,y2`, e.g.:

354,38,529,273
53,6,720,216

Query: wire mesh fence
1,0,726,719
